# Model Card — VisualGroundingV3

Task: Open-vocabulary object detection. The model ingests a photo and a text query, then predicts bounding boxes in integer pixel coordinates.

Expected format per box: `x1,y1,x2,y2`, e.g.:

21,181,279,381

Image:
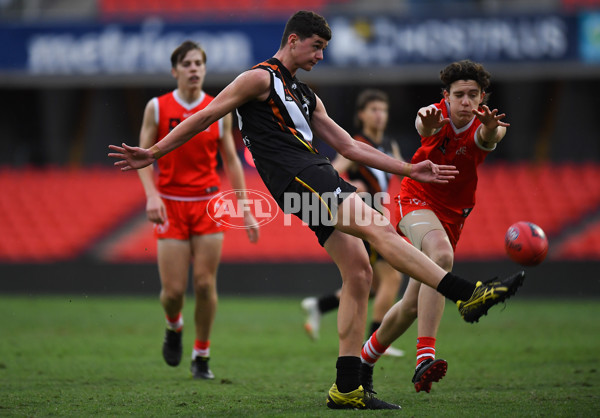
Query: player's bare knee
343,262,373,293
383,300,417,325
430,249,454,271
366,222,397,249
161,287,186,303
355,263,373,288
400,299,419,319
193,273,216,297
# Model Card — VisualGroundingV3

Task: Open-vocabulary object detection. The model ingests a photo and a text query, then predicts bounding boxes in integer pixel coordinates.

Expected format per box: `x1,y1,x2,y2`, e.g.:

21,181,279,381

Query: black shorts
275,163,357,246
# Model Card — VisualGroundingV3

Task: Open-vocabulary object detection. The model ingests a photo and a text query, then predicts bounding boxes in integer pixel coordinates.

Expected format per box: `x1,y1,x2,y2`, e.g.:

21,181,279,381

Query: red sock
193,340,210,358
165,313,183,332
416,336,436,368
361,331,389,365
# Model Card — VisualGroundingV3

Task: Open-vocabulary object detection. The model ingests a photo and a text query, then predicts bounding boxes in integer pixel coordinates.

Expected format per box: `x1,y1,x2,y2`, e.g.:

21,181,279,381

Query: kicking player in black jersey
109,10,525,410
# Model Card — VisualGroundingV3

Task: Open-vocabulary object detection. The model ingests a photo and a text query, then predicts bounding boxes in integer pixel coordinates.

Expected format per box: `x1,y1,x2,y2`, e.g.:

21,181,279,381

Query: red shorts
154,197,228,240
394,193,464,252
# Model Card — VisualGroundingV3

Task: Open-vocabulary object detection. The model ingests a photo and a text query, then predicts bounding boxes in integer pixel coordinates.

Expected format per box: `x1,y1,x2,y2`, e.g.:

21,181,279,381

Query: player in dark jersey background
360,60,510,394
301,89,406,358
110,11,525,410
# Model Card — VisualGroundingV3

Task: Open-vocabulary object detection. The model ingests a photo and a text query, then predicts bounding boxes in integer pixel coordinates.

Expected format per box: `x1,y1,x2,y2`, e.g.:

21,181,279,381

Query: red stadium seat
104,169,330,263
2,163,598,263
562,0,600,12
455,162,600,261
0,167,145,262
99,0,341,18
553,220,600,260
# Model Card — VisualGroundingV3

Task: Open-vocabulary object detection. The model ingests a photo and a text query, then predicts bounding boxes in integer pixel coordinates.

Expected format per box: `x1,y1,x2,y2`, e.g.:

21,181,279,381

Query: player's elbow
338,142,358,161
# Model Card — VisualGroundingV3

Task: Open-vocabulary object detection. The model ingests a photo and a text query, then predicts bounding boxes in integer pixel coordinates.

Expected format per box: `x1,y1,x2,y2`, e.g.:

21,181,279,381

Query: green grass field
1,295,598,417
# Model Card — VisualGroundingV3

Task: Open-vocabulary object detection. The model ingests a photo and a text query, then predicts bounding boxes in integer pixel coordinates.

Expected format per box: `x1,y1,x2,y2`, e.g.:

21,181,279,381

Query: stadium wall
0,260,598,298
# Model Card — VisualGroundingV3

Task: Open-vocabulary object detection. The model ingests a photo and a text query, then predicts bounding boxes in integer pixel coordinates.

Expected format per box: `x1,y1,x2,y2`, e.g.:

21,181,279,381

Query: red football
505,221,549,266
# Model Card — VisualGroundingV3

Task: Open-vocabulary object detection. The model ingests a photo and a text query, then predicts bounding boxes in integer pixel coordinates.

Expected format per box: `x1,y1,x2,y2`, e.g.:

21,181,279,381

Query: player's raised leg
334,193,525,321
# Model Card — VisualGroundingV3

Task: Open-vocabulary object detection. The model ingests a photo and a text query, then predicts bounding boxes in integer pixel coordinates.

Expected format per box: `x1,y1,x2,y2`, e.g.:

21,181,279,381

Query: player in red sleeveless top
137,41,259,380
361,60,509,393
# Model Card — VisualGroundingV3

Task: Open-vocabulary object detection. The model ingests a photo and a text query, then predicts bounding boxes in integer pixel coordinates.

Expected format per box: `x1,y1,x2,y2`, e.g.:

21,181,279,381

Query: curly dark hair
440,60,491,93
280,10,332,49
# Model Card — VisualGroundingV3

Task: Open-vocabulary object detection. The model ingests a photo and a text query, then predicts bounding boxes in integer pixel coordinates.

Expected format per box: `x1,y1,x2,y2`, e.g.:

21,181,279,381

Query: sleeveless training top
154,90,222,199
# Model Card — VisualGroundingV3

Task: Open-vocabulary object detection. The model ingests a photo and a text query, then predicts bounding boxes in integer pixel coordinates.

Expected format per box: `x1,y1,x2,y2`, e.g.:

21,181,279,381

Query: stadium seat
553,220,600,260
99,0,346,19
454,162,600,261
562,0,600,12
0,166,146,262
104,169,331,263
2,163,598,263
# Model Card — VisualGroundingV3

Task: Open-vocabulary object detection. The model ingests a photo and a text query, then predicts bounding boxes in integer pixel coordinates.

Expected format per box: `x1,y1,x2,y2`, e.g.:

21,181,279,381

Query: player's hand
146,195,167,224
108,143,155,171
418,107,450,131
409,160,458,184
243,212,260,243
472,105,510,130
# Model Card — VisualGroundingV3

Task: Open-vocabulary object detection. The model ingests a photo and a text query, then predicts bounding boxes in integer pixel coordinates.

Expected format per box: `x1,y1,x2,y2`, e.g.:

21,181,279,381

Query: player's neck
176,87,202,105
273,50,298,77
451,116,474,130
364,127,384,144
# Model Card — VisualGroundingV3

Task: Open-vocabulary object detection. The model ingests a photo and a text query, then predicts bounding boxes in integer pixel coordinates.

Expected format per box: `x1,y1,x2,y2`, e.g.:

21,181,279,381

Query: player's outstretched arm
473,105,509,148
311,96,458,183
409,160,458,184
416,106,450,137
108,70,270,171
108,143,156,171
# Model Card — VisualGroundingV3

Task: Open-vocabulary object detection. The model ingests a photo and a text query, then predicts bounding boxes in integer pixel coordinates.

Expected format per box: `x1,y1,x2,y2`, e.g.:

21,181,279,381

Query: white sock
166,313,183,331
192,347,210,359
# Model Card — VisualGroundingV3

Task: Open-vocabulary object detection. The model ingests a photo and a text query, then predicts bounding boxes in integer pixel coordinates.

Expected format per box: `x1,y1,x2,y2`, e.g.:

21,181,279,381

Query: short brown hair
170,40,207,68
280,10,332,49
354,89,389,129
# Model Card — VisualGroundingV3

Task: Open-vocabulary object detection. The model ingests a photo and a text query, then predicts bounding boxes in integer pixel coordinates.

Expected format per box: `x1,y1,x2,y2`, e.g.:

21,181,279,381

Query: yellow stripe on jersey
293,176,333,220
294,134,316,154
